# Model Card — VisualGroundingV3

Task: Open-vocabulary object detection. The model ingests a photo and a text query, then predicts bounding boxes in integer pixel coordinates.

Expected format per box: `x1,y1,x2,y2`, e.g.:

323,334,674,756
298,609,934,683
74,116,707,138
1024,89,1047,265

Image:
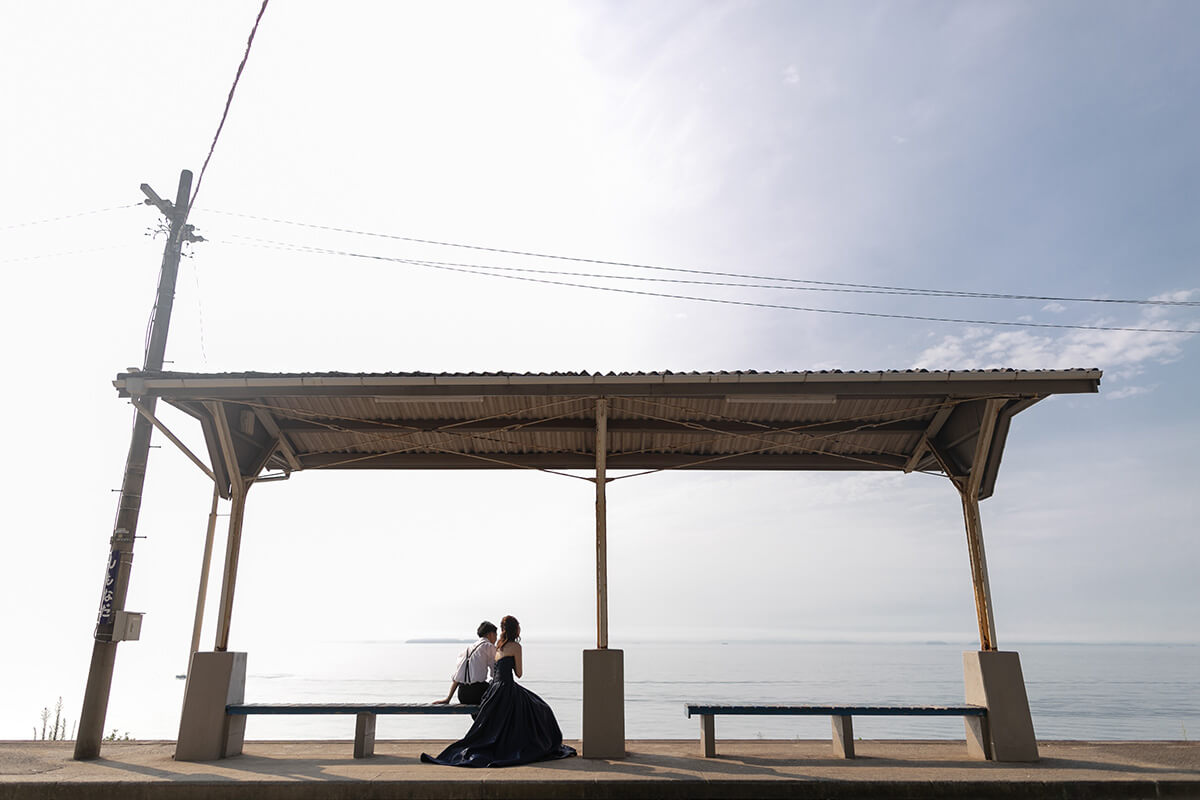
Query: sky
1,1,1197,738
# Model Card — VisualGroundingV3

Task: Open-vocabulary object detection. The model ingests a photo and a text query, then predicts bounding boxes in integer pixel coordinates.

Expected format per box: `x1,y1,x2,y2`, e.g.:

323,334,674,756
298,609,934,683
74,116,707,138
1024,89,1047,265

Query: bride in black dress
421,615,576,767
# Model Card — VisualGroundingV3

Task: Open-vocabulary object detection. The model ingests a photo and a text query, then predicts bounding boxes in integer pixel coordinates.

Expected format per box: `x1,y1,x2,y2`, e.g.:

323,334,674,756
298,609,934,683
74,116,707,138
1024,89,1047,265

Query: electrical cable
210,235,1200,335
188,0,270,213
224,234,1047,299
199,207,1199,308
187,257,210,367
0,203,142,231
0,243,138,264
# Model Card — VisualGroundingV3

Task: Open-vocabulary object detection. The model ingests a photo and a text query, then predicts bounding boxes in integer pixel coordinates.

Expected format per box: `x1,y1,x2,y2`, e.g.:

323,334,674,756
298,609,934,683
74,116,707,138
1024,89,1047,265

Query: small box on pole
112,611,144,642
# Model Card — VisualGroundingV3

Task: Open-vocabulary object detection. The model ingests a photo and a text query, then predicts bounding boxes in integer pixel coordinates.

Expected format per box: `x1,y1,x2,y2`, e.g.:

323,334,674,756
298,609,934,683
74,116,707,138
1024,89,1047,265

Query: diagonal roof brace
252,407,302,472
904,403,957,474
129,399,215,483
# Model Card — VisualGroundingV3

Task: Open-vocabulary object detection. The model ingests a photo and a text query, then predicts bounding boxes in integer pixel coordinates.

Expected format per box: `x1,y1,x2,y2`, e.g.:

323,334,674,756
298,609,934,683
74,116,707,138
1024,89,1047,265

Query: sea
77,641,1200,742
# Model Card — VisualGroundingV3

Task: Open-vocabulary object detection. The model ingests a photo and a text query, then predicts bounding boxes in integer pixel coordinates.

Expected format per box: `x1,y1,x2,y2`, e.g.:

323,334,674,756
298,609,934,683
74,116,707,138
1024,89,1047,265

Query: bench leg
831,715,854,758
965,714,992,761
700,715,716,758
354,712,376,759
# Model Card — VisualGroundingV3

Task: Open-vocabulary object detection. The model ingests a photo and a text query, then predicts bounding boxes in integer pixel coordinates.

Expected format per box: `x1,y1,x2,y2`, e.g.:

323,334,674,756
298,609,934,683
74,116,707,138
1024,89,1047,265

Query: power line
0,203,142,231
0,243,138,264
199,207,1199,308
189,0,270,212
224,234,984,297
213,236,1199,335
187,257,210,368
226,234,1100,300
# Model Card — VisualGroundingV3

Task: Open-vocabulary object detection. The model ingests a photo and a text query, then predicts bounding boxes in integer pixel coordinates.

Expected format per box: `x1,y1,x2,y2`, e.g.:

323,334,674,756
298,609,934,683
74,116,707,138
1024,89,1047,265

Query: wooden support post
595,398,609,650
700,714,715,758
189,486,221,658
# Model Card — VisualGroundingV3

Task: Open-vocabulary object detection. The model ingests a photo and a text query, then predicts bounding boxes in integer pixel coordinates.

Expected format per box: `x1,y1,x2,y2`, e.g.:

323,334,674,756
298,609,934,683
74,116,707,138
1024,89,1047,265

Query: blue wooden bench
227,703,479,758
685,703,989,759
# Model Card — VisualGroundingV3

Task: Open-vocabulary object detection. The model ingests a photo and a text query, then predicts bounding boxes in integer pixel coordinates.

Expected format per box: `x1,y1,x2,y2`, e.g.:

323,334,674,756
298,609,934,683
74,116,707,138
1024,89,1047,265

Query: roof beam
297,451,909,471
979,397,1041,500
206,401,247,495
276,418,929,435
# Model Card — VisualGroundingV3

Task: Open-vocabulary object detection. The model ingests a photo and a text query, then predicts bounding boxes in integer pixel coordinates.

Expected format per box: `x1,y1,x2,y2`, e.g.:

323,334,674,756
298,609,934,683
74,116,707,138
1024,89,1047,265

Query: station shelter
110,368,1101,761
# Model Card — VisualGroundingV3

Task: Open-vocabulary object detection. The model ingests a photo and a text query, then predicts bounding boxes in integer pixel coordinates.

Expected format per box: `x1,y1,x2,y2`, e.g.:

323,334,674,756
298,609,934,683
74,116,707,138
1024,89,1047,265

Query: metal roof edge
114,368,1104,395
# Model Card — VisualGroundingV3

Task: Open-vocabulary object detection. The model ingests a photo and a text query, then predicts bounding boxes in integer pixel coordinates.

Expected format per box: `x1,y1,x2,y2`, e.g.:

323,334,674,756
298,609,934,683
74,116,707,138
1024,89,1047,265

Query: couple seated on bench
423,616,576,768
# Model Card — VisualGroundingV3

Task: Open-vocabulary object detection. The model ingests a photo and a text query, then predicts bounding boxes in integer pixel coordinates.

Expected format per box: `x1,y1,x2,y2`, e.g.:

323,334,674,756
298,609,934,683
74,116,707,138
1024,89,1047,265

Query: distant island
406,637,474,644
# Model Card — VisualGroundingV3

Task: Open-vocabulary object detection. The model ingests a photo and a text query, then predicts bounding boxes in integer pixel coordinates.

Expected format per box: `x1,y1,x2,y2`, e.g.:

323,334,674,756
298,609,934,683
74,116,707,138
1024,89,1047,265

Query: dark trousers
457,682,488,705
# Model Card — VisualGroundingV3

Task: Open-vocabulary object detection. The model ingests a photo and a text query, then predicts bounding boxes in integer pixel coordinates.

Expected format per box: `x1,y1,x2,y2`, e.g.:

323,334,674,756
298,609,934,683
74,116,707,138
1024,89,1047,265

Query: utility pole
75,170,195,760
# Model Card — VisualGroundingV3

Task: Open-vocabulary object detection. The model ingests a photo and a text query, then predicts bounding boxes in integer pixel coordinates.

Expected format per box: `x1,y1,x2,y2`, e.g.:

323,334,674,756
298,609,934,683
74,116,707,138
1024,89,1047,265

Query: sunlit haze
1,1,1197,738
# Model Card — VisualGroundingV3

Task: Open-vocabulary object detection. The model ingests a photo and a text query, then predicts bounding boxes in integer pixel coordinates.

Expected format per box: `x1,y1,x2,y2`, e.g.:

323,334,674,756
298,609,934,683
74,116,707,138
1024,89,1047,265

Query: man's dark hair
477,621,498,638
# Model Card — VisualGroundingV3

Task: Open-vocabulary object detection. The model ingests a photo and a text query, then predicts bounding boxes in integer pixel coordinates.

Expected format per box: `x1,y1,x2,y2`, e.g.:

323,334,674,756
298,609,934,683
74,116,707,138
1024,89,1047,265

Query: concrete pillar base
963,650,1038,762
175,651,247,761
582,649,625,759
832,714,855,758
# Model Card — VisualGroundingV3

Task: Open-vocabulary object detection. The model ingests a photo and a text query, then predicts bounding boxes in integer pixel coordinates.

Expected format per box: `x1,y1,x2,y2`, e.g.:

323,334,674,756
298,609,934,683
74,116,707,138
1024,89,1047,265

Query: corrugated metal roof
116,368,1101,501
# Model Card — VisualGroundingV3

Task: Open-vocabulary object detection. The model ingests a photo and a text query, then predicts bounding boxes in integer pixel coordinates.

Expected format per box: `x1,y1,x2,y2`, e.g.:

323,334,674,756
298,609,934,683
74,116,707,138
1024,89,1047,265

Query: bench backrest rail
227,703,479,716
685,704,986,718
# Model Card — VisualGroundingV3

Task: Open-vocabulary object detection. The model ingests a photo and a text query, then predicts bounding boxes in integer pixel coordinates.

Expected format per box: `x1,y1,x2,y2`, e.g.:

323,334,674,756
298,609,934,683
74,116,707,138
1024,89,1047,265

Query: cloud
1042,302,1066,313
782,64,800,85
912,290,1199,375
1106,385,1154,400
1152,289,1200,303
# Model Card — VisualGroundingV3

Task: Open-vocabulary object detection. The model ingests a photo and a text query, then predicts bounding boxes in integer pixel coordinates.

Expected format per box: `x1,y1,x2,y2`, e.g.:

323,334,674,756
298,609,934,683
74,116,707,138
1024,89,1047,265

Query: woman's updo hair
497,615,521,649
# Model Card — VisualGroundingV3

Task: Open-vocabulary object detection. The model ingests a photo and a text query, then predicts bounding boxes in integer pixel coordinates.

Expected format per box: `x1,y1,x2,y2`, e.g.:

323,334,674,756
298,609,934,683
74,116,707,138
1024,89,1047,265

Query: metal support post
209,401,249,652
595,398,609,650
962,491,998,650
214,488,247,651
189,486,222,658
961,399,1003,651
75,170,193,760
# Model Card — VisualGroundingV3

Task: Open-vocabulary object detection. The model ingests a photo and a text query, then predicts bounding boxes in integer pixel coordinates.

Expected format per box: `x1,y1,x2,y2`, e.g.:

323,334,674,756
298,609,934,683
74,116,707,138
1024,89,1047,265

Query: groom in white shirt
433,620,498,705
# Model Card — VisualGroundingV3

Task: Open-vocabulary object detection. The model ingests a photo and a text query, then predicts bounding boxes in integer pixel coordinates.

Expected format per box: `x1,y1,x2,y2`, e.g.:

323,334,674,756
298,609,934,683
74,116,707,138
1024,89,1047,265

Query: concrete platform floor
2,739,1198,799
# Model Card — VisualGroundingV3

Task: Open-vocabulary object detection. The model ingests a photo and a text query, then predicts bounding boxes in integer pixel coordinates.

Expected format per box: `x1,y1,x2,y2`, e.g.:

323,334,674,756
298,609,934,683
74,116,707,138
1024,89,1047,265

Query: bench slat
227,703,479,716
685,704,985,718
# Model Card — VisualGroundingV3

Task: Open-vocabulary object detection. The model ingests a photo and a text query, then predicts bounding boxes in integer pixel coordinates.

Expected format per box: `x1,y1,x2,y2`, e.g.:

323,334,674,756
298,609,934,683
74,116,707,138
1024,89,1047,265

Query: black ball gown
421,655,576,767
